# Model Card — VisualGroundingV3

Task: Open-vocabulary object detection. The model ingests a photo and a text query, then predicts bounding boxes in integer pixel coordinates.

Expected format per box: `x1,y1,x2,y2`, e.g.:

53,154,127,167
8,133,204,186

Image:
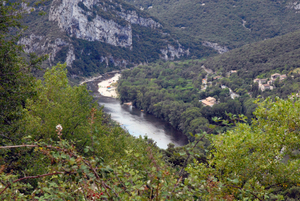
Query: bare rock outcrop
202,41,229,54
49,0,133,48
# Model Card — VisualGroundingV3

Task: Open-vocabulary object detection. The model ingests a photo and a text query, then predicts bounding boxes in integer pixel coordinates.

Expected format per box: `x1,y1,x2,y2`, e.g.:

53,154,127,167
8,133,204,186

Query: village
199,67,287,107
199,68,240,107
253,73,287,91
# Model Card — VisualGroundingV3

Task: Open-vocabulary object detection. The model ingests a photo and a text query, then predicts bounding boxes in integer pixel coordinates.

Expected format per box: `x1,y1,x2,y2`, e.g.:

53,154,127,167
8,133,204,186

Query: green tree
0,0,47,142
186,96,300,200
0,0,31,139
22,63,130,160
1,63,181,200
179,107,202,134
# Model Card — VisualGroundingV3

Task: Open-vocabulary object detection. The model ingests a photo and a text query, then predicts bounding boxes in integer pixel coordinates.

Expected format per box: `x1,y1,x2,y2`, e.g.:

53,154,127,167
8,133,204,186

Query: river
86,77,188,149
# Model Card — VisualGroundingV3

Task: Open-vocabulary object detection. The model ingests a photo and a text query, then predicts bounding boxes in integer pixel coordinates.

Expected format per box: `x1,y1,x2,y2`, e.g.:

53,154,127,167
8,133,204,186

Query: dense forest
118,60,257,139
2,0,300,200
125,0,300,49
118,55,300,140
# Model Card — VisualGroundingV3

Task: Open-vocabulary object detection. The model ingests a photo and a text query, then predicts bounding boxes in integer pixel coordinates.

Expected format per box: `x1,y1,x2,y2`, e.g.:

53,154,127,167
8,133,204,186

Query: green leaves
7,91,300,200
186,96,300,200
227,178,239,184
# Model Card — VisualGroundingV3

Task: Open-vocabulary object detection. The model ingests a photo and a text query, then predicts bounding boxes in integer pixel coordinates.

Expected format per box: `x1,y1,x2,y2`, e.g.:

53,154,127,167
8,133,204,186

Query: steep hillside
19,0,215,78
125,0,300,49
203,29,300,79
118,29,300,138
199,29,300,98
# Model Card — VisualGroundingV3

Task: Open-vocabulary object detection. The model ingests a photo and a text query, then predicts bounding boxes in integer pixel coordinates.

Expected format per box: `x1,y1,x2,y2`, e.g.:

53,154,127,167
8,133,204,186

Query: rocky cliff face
202,41,229,54
48,0,164,48
18,33,76,66
20,0,193,76
49,0,133,48
160,44,189,60
287,2,300,13
118,10,161,29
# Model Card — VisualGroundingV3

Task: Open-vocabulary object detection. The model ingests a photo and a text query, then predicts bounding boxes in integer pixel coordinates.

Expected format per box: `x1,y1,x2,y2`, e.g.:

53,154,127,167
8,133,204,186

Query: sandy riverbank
97,73,121,98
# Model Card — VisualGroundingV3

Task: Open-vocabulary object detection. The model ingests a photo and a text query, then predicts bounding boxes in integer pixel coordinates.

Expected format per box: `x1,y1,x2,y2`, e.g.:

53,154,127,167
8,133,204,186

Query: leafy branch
0,172,66,196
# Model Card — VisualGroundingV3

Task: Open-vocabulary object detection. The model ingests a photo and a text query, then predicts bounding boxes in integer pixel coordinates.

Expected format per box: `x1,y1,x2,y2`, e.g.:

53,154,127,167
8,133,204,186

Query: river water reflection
86,80,188,149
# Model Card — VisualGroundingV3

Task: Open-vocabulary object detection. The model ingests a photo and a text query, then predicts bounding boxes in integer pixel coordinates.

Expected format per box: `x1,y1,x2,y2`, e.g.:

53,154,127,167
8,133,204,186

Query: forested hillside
125,0,300,49
20,0,215,78
202,29,300,98
2,1,300,200
118,29,300,139
118,60,256,138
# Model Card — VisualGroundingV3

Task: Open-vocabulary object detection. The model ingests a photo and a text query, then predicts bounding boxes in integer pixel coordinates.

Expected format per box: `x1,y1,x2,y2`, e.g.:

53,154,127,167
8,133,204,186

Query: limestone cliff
18,34,75,66
287,1,300,13
202,41,229,54
160,44,189,60
19,0,195,76
49,0,133,48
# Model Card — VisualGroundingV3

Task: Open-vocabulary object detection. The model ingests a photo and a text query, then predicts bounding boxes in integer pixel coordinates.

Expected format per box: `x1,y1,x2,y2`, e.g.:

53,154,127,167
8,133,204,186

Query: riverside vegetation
1,0,300,200
118,28,300,140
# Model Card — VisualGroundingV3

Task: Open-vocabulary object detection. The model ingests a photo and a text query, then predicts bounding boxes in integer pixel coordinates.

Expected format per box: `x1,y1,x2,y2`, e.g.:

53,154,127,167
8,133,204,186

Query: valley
2,0,300,200
85,74,188,149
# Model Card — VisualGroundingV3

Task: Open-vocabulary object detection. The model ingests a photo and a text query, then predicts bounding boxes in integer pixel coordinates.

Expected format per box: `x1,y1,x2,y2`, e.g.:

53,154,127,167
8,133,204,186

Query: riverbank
84,76,188,149
91,95,188,149
97,73,121,98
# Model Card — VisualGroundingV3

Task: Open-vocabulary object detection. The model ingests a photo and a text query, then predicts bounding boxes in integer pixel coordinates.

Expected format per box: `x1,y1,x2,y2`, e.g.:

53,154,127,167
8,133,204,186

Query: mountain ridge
124,0,300,49
19,0,215,78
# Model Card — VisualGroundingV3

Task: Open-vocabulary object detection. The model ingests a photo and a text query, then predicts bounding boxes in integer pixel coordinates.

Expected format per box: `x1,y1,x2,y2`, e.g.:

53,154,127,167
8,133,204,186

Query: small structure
124,102,132,106
253,78,272,91
202,78,207,85
253,78,260,83
261,84,272,91
271,73,281,80
270,73,287,82
231,70,237,73
213,76,222,80
260,79,267,84
267,80,273,85
201,97,216,107
280,74,287,81
253,78,267,84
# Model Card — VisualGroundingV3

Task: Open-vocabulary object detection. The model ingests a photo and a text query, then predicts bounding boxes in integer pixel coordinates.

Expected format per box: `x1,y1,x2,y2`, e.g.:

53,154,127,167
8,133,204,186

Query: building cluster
200,97,216,107
253,73,287,92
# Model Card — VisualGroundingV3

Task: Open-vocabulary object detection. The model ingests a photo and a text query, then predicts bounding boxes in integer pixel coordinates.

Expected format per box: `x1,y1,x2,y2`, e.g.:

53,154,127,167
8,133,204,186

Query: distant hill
19,0,215,78
117,29,300,139
199,29,300,99
203,29,300,79
125,0,300,49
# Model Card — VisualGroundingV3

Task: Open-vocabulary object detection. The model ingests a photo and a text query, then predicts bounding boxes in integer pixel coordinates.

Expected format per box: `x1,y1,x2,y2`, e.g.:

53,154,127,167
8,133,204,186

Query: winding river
86,77,188,149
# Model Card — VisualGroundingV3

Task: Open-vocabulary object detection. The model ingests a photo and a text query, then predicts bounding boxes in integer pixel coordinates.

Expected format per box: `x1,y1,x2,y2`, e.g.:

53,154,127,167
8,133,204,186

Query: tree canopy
186,96,300,200
1,0,300,200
